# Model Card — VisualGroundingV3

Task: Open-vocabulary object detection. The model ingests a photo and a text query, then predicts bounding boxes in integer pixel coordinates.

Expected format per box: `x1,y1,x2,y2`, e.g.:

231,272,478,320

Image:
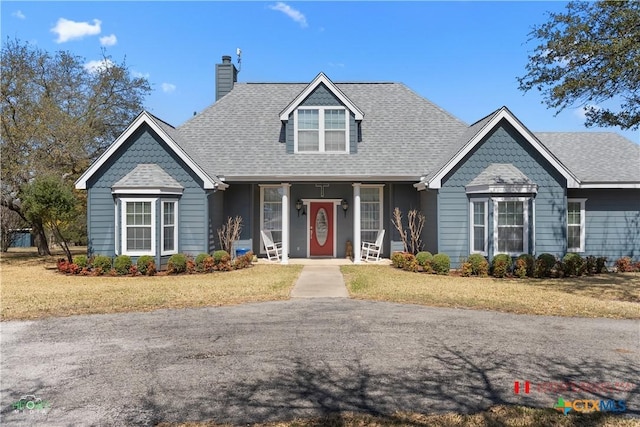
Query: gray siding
86,124,208,264
389,183,421,250
223,184,253,240
208,190,224,252
420,190,438,254
286,83,358,154
569,189,640,260
439,121,567,267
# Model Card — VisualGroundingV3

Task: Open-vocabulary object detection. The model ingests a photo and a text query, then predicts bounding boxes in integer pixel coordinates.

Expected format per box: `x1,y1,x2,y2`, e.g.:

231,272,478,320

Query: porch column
353,183,362,264
280,183,290,264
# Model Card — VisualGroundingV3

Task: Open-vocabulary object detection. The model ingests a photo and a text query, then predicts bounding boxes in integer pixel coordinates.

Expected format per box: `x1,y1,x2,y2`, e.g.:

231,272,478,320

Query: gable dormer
280,73,364,154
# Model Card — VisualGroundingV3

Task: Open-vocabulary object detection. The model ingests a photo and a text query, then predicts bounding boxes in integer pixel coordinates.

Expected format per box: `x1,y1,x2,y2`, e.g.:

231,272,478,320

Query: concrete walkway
290,265,349,298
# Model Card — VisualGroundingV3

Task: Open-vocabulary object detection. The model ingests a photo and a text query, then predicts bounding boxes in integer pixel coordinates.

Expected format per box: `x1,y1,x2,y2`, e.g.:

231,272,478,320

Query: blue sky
2,1,638,143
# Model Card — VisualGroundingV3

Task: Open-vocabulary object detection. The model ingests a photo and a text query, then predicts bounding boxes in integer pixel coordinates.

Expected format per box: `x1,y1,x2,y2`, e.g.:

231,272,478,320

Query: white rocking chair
260,230,282,261
361,229,385,262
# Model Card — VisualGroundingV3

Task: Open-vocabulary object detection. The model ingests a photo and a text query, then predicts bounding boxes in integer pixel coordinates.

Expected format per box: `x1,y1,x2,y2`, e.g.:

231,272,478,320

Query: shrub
492,254,512,278
186,258,196,274
615,256,635,272
233,251,253,270
129,265,139,277
460,262,473,277
415,251,433,267
195,253,210,271
563,253,585,277
467,253,489,276
73,255,89,269
391,252,406,269
114,255,132,275
137,255,155,275
516,254,535,277
145,260,156,276
213,250,231,264
167,253,188,274
432,253,450,275
596,257,608,274
534,253,556,278
202,256,215,273
513,258,526,278
402,253,418,272
93,255,112,272
584,256,596,275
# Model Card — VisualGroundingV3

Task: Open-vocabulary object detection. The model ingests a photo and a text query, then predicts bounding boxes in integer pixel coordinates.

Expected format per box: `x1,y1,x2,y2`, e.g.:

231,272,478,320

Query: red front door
309,202,334,256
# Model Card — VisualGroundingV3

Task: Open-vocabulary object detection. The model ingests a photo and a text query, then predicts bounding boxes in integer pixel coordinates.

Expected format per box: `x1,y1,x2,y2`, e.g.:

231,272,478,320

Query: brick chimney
215,55,238,101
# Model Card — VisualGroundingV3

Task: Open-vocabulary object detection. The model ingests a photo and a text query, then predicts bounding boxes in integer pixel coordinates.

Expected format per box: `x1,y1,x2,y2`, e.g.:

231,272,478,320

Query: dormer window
295,107,347,153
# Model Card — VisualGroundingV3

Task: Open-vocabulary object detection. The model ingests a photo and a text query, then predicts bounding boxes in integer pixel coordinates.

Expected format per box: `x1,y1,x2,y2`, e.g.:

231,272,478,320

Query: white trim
279,72,364,121
359,185,384,253
259,185,283,255
465,184,538,194
114,199,120,256
161,200,178,256
235,175,418,182
302,199,341,258
111,187,184,195
469,198,488,256
493,196,529,256
294,107,350,153
120,198,156,256
567,198,587,253
426,107,580,190
75,111,226,190
353,183,362,264
580,183,640,189
280,183,290,265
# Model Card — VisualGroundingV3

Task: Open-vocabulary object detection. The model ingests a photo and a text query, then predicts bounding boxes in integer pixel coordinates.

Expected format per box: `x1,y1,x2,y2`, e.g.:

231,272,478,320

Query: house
75,55,640,268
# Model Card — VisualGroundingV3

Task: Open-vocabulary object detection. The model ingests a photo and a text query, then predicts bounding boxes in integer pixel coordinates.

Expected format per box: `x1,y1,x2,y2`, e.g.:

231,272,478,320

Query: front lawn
342,265,640,319
1,254,303,321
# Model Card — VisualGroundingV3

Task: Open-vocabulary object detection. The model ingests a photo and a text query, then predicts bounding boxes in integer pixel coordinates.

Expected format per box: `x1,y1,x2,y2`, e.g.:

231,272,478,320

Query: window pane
163,226,174,251
473,227,485,252
568,225,580,249
498,227,523,253
361,187,381,242
361,187,380,202
163,202,174,225
298,130,319,151
324,109,345,129
473,202,484,226
325,131,346,151
567,202,580,225
127,226,151,251
298,110,318,129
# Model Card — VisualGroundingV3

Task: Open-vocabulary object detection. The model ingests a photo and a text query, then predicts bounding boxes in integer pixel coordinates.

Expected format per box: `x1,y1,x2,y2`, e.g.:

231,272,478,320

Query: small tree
217,216,242,255
392,207,425,254
21,177,77,262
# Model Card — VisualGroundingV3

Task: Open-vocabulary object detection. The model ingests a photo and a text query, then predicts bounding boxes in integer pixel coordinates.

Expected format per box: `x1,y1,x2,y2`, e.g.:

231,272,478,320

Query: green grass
158,405,639,426
342,265,640,319
1,253,303,320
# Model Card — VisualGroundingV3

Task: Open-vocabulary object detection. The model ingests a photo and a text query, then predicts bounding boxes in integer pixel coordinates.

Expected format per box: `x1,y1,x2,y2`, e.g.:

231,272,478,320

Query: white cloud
51,18,101,43
84,58,114,73
161,83,176,93
13,10,26,19
329,62,345,68
269,2,307,28
574,104,601,120
100,34,117,47
132,70,150,79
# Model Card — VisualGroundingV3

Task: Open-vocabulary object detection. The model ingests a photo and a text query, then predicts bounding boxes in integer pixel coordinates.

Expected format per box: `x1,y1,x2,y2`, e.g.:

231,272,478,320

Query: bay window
493,197,529,255
470,198,488,255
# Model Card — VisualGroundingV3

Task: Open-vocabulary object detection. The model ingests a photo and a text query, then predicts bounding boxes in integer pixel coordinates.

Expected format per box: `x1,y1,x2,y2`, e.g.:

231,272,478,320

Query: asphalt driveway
1,299,638,426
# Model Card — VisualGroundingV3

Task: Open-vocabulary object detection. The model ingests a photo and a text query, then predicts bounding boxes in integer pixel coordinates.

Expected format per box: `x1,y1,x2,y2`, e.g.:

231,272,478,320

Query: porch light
295,199,304,217
341,199,349,217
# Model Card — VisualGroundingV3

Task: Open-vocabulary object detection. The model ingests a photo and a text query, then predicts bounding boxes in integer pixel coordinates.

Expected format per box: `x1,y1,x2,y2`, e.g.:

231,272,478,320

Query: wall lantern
296,199,306,217
341,199,349,217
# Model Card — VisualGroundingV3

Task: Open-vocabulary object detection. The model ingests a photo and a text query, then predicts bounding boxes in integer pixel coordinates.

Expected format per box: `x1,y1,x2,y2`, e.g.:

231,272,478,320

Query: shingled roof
175,82,469,181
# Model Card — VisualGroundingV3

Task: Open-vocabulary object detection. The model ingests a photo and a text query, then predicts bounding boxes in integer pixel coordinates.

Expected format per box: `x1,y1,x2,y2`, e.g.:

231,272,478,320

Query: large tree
518,0,640,130
1,39,151,254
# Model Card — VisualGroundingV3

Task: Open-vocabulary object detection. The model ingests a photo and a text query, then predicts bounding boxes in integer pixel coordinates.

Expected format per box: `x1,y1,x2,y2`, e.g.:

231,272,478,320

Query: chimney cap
222,55,232,64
